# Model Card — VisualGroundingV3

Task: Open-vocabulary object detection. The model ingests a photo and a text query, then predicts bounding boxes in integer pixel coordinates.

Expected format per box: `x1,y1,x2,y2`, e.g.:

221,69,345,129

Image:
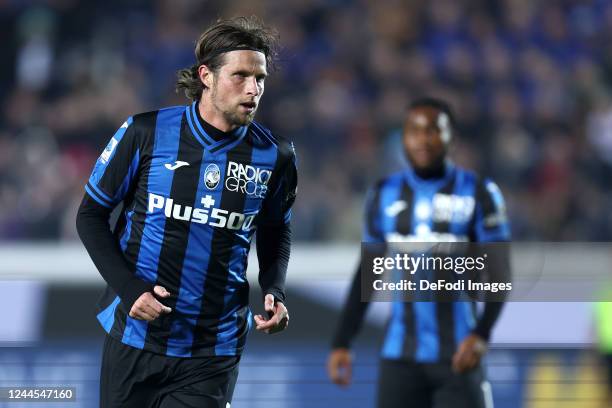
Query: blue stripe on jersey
113,148,140,203
166,152,229,357
186,103,216,146
88,182,114,205
214,142,278,355
119,209,134,252
87,116,134,206
121,108,182,350
382,292,405,359
84,183,113,208
97,296,121,333
379,176,405,359
454,301,476,346
413,301,439,362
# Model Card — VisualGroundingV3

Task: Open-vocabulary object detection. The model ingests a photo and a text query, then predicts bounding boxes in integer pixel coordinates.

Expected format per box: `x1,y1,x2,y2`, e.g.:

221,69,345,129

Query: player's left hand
254,294,289,334
452,334,487,373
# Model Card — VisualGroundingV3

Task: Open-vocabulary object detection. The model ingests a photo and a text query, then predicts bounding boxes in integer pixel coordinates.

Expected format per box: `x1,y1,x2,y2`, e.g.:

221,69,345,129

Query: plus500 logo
147,193,255,231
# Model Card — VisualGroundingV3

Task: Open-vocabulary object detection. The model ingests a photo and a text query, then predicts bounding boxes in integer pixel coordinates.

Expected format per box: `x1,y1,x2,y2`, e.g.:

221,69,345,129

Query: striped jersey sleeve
258,141,297,226
86,117,140,208
362,182,384,243
473,178,511,242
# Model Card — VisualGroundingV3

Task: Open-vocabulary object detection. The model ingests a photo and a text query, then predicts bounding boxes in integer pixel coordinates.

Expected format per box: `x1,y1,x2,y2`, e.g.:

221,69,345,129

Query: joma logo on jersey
225,161,272,198
147,193,255,231
432,194,475,223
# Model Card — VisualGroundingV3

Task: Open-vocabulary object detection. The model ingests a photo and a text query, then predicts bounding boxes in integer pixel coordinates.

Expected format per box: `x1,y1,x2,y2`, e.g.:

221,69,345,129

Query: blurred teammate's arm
331,261,371,350
472,177,511,341
328,258,380,386
454,177,511,373
329,185,385,386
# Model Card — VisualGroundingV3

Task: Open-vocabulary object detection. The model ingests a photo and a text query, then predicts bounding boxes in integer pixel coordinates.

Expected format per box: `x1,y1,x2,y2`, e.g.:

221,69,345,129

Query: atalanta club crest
204,164,220,189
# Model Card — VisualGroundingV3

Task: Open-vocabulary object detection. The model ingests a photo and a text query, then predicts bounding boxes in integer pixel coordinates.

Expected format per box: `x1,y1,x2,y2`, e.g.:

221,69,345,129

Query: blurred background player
327,97,511,408
76,17,297,407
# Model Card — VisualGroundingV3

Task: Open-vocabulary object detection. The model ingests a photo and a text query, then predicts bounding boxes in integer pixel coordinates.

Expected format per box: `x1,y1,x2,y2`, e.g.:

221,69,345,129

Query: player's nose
245,76,260,96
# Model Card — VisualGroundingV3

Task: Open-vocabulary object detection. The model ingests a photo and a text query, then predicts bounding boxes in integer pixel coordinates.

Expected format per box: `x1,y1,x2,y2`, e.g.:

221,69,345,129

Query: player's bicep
259,146,298,226
86,117,140,208
473,179,511,242
362,186,385,243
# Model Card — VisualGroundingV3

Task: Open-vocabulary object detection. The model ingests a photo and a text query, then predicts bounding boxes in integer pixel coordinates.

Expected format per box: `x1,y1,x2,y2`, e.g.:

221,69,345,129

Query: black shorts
376,359,493,408
100,335,240,408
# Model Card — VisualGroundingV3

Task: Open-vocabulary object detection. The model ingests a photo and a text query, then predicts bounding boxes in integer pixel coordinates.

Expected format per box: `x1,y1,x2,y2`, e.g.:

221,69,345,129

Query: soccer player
327,98,510,408
76,17,297,408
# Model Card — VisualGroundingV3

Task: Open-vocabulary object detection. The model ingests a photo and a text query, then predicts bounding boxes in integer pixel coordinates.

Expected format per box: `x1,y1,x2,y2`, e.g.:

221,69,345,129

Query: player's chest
382,192,476,235
143,147,276,213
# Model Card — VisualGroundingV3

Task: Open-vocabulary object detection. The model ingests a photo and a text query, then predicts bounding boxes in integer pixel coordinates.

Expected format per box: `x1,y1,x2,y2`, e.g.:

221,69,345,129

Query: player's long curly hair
176,16,279,101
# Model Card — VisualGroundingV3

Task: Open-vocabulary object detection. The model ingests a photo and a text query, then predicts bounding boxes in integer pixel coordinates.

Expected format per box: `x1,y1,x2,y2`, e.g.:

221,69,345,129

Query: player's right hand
327,348,353,387
128,285,172,321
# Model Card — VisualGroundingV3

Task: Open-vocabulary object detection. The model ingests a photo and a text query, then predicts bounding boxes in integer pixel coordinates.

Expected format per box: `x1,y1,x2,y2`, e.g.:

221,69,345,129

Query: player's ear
198,65,213,89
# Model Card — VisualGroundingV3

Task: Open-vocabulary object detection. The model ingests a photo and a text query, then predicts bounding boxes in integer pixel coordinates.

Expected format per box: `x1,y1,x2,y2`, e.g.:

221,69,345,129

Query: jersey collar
185,102,248,154
404,160,456,191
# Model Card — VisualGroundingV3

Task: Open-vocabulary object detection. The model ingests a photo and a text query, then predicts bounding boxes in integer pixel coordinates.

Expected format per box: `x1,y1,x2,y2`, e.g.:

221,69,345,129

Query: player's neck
413,162,446,179
196,101,234,142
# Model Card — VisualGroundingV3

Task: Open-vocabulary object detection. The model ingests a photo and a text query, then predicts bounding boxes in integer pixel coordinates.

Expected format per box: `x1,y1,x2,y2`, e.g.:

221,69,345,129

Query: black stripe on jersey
193,139,254,351
252,131,290,228
110,111,158,334
433,173,458,360
470,176,497,241
395,179,414,236
475,177,496,217
143,114,204,354
394,180,416,358
209,136,238,154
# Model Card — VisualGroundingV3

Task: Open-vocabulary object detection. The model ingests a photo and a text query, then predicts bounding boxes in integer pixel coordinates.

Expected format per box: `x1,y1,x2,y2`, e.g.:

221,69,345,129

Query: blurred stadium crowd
1,0,612,241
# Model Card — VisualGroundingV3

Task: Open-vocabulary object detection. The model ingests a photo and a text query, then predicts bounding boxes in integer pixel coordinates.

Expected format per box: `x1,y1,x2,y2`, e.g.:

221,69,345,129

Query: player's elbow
75,204,90,242
75,196,108,242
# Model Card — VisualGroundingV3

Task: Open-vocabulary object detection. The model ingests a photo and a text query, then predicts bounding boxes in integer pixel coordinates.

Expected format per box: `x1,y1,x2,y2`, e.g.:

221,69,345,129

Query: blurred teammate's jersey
86,103,297,357
364,164,510,362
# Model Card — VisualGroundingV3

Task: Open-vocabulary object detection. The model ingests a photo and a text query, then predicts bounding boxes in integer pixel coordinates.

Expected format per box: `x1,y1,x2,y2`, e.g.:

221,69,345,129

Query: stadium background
1,0,611,406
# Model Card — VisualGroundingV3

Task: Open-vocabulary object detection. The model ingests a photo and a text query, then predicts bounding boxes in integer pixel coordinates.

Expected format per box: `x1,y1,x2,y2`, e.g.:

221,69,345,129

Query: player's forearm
473,302,504,341
76,194,152,311
256,223,291,303
473,243,511,340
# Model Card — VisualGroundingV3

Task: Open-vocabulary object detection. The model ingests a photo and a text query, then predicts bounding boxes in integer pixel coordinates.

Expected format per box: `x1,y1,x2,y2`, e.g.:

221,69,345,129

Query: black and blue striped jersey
84,102,297,357
333,163,510,362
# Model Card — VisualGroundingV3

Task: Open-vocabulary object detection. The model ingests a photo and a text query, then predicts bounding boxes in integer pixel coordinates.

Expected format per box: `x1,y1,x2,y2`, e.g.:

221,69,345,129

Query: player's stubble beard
210,79,258,128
